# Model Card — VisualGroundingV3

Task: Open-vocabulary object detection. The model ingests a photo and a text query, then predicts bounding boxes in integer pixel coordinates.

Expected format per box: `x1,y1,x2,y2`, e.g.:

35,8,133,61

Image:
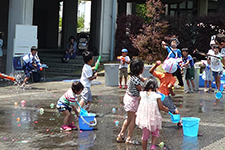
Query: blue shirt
183,54,194,68
166,46,182,58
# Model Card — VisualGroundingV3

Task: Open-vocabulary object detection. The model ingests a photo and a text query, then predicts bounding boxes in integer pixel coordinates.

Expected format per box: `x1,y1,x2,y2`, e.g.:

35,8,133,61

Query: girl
57,81,83,131
136,77,169,150
201,59,213,92
116,59,145,144
208,45,223,93
0,32,4,73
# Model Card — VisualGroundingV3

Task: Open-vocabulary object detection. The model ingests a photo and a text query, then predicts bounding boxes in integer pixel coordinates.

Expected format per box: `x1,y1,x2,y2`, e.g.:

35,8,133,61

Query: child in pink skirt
136,76,169,150
116,59,146,144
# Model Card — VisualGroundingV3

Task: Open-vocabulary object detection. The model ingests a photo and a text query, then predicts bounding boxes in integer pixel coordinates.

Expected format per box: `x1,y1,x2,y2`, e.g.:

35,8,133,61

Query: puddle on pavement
182,136,199,150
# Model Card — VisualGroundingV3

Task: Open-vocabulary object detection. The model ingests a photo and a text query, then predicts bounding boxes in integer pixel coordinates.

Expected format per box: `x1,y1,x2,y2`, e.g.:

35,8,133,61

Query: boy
21,46,42,87
57,81,83,131
118,49,130,89
181,48,195,93
149,60,182,127
79,51,97,111
162,38,183,87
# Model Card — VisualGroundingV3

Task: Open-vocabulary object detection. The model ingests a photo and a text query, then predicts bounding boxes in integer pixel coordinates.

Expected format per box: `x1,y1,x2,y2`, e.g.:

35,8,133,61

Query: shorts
162,96,177,113
186,67,195,80
23,66,32,77
142,128,159,140
123,93,139,112
212,71,222,77
81,87,92,103
57,102,72,112
119,67,128,78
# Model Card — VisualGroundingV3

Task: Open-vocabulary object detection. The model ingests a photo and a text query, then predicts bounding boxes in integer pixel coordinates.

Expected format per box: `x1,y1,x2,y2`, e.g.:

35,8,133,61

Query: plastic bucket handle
183,122,199,128
80,116,97,127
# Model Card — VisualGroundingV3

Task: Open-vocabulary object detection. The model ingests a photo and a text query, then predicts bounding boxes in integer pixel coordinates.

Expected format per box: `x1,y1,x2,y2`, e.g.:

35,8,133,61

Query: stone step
40,57,84,64
41,71,80,78
43,62,84,68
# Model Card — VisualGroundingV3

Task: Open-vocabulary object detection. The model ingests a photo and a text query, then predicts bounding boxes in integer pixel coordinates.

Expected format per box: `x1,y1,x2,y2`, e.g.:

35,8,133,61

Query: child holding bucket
116,59,145,144
149,60,182,127
57,81,84,131
136,76,169,150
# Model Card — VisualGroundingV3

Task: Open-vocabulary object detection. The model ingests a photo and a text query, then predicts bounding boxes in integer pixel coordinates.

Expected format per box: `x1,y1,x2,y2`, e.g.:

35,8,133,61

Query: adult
62,36,77,63
0,32,4,73
21,46,42,87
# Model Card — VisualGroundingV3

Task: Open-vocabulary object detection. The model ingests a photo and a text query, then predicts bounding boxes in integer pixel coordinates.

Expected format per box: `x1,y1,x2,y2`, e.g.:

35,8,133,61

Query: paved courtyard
0,77,224,150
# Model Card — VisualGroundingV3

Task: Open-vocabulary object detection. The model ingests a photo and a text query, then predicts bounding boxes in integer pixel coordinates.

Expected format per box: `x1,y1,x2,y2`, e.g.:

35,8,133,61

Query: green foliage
136,4,150,23
59,17,62,27
131,0,168,63
77,13,85,28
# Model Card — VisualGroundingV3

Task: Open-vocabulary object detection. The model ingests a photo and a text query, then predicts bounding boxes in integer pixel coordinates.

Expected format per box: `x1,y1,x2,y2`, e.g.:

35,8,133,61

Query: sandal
116,134,125,143
125,139,140,145
150,145,156,150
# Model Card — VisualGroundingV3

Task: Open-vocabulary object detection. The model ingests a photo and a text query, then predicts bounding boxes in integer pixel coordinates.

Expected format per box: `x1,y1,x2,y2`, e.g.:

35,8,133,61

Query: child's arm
168,83,175,96
181,60,190,68
157,98,169,113
88,73,97,81
161,41,167,49
136,84,142,92
71,105,79,117
149,60,161,74
140,77,147,82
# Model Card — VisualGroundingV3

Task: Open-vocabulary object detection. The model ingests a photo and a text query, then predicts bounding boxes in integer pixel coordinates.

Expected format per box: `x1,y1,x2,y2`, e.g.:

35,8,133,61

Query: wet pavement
0,77,225,150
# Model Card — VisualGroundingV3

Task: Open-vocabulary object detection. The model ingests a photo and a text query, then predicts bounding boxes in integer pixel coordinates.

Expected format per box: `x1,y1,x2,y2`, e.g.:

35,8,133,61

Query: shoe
177,122,183,127
191,90,195,93
125,139,140,145
214,89,219,93
184,90,190,94
61,125,72,131
204,88,208,93
150,145,156,150
20,84,25,89
68,123,78,130
116,134,125,143
119,85,122,89
124,85,127,89
209,88,214,92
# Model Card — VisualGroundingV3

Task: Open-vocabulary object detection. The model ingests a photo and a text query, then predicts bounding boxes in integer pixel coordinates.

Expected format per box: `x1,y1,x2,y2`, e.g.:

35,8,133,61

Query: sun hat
121,49,128,53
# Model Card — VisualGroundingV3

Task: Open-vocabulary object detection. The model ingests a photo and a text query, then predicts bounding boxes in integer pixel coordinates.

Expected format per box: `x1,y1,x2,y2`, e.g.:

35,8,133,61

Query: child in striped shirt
57,81,84,131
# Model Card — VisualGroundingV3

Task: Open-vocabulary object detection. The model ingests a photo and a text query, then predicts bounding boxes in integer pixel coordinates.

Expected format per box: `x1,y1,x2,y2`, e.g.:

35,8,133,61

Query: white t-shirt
209,52,223,72
119,56,130,69
80,64,92,87
221,48,225,57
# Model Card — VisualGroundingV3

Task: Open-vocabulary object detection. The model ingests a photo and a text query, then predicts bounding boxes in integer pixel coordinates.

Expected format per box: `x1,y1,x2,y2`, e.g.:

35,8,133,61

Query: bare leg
142,140,148,150
204,80,207,89
126,112,136,141
62,110,71,125
190,80,195,90
78,100,85,112
21,77,30,86
151,136,158,147
209,81,212,88
186,79,191,90
119,77,122,85
124,77,127,85
174,109,180,114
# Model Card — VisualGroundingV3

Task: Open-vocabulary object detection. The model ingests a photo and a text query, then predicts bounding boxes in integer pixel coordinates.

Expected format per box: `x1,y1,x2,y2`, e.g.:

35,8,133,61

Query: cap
213,45,220,49
121,49,128,53
31,46,38,51
210,40,216,46
182,48,188,51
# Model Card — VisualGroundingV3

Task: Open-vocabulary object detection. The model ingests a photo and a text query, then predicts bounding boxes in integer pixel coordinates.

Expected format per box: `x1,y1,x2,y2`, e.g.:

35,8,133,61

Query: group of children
55,33,225,149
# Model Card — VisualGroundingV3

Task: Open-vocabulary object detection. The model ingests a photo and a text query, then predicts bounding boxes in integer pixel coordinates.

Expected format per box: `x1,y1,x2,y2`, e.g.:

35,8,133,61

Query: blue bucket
182,117,200,137
79,113,97,130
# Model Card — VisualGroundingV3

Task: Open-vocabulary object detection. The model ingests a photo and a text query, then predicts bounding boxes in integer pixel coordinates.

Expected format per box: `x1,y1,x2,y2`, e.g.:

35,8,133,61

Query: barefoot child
57,81,83,131
149,60,182,127
136,77,169,150
117,59,145,144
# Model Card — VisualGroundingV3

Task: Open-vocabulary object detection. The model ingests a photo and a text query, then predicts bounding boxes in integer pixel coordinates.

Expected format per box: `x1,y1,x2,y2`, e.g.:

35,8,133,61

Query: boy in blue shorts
79,51,98,111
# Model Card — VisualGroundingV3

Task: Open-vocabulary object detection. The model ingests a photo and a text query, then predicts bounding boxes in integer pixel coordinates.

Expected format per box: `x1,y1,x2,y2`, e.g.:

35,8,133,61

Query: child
162,38,184,87
181,48,195,93
201,59,213,92
208,45,223,93
116,59,145,144
57,81,83,131
136,77,169,150
118,49,130,89
79,51,97,111
216,33,225,66
149,60,182,127
63,43,76,62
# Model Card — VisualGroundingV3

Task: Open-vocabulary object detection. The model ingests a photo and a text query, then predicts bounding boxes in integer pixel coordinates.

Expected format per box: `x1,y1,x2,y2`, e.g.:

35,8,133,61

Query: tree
131,0,168,63
77,13,85,28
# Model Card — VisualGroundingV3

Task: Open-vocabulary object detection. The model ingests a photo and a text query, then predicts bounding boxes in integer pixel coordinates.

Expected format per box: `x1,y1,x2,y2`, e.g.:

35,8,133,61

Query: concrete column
61,0,78,48
132,2,136,15
99,0,114,60
127,3,132,15
7,0,34,74
198,0,208,16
